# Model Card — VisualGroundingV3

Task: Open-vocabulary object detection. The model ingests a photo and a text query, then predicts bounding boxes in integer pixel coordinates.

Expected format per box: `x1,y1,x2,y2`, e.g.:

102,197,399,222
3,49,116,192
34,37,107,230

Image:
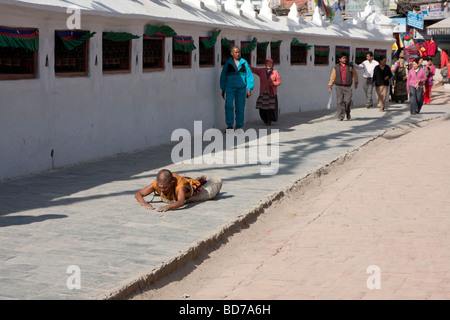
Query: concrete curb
98,115,447,300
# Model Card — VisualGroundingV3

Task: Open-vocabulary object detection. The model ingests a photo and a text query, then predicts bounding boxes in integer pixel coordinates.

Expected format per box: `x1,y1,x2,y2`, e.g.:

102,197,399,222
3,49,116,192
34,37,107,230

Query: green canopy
270,40,282,48
144,25,177,38
103,32,140,42
173,36,196,53
292,38,313,49
241,37,257,54
258,41,269,51
55,30,96,51
0,27,39,51
200,30,221,49
221,38,235,52
314,45,330,57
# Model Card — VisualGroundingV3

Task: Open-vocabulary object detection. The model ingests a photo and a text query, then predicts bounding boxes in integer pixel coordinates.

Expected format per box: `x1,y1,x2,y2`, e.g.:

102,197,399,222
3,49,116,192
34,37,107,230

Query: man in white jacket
354,51,379,109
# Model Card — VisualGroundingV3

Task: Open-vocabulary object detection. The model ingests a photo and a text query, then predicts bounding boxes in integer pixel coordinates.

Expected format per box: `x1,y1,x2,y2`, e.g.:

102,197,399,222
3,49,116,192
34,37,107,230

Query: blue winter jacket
220,57,254,91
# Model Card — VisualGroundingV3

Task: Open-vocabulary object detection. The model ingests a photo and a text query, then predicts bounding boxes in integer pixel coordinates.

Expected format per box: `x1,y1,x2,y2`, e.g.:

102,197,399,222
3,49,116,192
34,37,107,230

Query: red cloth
426,40,437,56
416,42,427,57
250,67,281,96
424,84,432,104
441,50,449,69
340,65,347,85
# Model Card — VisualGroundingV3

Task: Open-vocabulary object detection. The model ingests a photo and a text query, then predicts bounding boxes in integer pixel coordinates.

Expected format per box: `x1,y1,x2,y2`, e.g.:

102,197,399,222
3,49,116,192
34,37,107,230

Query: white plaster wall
0,5,392,180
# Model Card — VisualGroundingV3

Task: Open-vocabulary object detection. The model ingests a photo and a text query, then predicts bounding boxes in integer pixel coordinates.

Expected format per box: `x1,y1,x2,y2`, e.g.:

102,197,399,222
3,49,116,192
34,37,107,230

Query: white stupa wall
0,0,394,180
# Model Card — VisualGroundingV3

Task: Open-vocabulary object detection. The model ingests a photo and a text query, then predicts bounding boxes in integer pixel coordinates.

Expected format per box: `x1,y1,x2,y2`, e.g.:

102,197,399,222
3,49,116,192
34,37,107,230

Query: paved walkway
189,111,450,300
1,87,449,299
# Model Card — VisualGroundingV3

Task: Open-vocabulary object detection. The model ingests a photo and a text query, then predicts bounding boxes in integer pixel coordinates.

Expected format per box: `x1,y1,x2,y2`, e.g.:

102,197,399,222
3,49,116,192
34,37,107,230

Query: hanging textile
314,45,330,56
103,32,139,42
292,38,313,49
400,33,414,49
257,41,269,51
0,27,39,51
241,37,257,54
335,45,350,57
199,30,221,49
55,30,96,51
270,40,282,48
144,25,177,38
374,49,387,60
221,38,235,51
355,47,369,58
173,36,196,52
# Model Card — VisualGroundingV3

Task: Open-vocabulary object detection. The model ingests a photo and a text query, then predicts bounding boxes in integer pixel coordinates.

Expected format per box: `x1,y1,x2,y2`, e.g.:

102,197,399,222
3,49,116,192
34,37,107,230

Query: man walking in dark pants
328,54,358,121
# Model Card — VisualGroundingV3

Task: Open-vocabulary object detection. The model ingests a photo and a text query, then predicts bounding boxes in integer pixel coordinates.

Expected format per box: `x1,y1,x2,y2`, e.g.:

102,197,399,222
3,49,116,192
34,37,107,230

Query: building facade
0,0,395,180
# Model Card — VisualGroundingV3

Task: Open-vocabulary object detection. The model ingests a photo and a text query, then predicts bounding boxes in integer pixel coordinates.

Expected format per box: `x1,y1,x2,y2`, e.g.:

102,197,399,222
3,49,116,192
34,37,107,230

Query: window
199,30,220,68
241,38,256,65
291,43,307,65
314,45,329,66
374,49,387,62
172,36,195,68
102,32,139,74
199,37,215,67
221,38,235,65
172,50,191,67
270,41,281,65
54,30,93,76
355,48,369,65
241,52,251,64
143,37,164,71
256,42,269,65
0,27,38,80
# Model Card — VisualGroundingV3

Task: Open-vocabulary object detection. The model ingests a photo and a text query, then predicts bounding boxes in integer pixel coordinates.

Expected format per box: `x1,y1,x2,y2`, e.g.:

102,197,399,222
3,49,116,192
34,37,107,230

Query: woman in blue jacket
220,46,254,129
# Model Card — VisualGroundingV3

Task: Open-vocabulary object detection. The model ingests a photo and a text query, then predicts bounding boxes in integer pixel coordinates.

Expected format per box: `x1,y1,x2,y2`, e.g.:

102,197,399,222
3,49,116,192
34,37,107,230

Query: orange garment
441,50,449,69
152,173,201,202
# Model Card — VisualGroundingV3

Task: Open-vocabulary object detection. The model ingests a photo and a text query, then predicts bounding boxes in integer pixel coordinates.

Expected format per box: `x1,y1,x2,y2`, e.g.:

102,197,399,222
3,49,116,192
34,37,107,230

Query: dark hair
338,53,348,59
367,51,374,57
413,57,421,64
157,169,174,184
379,55,386,61
427,57,433,62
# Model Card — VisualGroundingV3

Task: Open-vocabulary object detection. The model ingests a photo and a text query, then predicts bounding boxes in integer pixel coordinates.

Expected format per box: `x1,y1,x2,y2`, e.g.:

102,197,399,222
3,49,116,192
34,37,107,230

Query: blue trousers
225,87,247,128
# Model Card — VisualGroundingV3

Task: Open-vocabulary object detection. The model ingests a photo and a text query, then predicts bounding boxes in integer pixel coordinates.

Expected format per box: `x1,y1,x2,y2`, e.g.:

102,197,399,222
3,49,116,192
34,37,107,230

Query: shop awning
427,17,450,36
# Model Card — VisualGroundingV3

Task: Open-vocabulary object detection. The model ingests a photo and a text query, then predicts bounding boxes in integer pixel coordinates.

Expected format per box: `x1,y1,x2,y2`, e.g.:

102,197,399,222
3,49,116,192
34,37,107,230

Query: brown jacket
328,63,358,88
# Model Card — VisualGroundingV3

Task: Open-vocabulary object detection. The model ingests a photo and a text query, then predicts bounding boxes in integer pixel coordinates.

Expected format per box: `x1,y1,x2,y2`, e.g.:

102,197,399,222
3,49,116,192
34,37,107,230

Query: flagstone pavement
0,86,449,299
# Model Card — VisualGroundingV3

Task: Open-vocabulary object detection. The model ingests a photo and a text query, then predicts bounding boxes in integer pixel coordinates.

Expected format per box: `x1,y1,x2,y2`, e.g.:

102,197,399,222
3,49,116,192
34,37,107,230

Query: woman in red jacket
251,58,281,126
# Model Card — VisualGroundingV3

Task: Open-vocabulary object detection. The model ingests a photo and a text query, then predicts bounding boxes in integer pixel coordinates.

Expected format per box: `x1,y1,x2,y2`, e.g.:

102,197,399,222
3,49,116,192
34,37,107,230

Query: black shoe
226,126,233,129
346,113,351,120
